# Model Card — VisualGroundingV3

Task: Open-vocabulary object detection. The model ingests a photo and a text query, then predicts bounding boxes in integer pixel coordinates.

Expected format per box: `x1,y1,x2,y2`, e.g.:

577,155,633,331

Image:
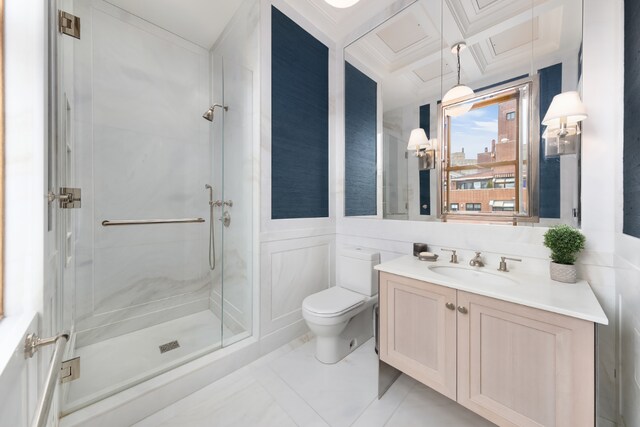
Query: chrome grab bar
25,332,69,427
101,218,205,227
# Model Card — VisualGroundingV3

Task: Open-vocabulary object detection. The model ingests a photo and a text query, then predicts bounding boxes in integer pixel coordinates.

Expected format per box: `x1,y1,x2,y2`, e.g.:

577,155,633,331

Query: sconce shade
443,84,475,116
407,128,429,151
324,0,360,8
542,91,588,127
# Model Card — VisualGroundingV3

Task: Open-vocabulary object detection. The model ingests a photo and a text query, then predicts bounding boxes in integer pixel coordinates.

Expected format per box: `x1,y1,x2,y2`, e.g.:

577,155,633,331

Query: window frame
438,76,540,223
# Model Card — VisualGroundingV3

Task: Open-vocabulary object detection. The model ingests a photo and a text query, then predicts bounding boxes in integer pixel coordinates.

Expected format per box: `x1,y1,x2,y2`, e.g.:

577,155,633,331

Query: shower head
202,104,228,122
202,108,214,122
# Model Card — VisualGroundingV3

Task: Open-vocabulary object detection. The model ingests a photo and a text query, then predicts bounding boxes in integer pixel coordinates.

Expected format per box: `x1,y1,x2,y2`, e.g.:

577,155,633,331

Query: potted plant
543,225,586,283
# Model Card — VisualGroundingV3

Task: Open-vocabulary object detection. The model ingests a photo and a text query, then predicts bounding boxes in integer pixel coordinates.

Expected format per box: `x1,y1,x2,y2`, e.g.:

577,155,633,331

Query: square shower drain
159,340,180,354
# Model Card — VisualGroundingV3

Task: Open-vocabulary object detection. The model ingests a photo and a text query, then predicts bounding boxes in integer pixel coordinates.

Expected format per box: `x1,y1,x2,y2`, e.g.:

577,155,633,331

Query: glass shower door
60,0,225,413
213,56,254,348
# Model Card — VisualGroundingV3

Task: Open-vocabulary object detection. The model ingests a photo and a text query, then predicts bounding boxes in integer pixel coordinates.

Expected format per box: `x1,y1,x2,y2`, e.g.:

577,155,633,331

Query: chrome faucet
469,252,485,267
441,249,458,264
498,256,522,272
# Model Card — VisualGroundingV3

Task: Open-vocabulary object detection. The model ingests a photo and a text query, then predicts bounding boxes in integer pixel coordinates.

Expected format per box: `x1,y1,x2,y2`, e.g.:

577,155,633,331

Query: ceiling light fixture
442,42,474,117
324,0,360,8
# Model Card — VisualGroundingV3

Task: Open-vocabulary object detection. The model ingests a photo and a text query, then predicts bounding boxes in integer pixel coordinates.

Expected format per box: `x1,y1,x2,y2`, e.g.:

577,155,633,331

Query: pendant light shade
443,42,474,117
324,0,360,8
443,84,474,117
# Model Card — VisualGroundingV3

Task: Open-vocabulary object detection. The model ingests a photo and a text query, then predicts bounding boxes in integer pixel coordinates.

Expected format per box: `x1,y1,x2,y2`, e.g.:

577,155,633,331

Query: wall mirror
344,0,583,226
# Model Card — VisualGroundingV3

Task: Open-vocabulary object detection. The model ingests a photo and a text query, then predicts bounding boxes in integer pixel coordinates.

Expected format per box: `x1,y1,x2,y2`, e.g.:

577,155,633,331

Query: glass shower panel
219,58,254,347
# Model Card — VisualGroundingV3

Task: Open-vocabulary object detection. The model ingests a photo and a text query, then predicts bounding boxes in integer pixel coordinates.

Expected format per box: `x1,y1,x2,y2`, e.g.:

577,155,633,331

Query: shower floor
64,310,242,414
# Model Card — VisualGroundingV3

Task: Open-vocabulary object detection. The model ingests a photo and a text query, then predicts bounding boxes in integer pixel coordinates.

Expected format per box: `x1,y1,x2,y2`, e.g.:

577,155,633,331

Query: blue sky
450,104,499,157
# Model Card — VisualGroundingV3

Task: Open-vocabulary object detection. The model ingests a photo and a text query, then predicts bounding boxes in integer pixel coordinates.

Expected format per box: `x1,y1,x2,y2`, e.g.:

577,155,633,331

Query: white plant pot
549,261,577,283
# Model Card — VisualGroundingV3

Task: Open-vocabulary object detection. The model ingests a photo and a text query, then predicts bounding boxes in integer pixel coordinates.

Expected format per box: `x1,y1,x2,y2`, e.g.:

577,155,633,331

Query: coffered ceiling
345,0,583,111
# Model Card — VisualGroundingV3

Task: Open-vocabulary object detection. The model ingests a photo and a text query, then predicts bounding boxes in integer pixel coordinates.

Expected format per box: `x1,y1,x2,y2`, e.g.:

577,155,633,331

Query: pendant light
324,0,360,8
442,42,474,117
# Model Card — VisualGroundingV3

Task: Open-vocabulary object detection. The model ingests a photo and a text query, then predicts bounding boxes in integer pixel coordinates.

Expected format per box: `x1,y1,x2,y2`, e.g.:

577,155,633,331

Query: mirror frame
438,76,540,224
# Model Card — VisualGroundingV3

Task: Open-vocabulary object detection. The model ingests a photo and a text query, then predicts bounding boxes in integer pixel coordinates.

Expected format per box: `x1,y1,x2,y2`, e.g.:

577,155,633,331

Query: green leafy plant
543,225,586,265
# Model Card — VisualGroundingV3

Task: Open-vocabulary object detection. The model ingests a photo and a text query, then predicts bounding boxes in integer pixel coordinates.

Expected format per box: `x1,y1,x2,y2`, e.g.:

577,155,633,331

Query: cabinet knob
457,306,468,314
445,302,455,310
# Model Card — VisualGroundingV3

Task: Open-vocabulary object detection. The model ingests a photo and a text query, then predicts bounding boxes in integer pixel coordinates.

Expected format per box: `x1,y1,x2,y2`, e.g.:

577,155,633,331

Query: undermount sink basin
428,266,518,286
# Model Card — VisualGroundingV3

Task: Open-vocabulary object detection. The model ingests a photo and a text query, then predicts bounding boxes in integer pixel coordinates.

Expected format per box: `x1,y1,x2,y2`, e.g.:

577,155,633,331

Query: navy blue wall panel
271,7,329,219
345,62,377,216
538,63,563,218
624,0,640,237
419,104,431,215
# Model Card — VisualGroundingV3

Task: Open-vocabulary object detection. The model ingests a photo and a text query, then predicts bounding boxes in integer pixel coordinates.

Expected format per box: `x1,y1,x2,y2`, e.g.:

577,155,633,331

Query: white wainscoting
260,233,336,338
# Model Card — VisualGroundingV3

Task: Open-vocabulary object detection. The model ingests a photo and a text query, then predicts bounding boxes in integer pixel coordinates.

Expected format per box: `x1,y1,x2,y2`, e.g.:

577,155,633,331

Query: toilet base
314,305,374,364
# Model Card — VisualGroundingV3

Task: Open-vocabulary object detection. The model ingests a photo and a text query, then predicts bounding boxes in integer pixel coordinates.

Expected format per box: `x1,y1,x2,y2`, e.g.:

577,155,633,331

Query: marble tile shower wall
74,1,213,347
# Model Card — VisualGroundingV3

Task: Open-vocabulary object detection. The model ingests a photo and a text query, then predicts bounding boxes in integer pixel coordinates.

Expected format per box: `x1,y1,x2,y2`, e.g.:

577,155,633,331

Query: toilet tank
337,247,380,296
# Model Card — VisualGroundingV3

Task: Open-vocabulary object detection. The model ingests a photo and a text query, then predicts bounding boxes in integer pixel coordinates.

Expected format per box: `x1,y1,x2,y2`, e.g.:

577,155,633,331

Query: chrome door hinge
48,187,82,209
60,357,80,383
59,11,81,39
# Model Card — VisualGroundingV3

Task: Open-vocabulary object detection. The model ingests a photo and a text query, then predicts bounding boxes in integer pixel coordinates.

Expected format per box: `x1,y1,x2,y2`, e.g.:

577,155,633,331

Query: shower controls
220,211,231,227
211,200,232,207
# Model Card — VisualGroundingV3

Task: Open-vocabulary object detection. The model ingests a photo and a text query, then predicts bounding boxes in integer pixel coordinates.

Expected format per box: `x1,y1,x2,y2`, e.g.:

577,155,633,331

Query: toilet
302,247,380,364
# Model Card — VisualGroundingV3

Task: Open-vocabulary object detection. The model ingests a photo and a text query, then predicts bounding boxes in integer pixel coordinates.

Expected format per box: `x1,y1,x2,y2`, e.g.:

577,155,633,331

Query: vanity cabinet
379,272,595,427
379,272,457,399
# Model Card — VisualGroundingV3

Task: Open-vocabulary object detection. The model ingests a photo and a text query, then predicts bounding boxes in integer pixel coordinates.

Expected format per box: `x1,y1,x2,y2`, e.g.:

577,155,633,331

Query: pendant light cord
456,44,461,86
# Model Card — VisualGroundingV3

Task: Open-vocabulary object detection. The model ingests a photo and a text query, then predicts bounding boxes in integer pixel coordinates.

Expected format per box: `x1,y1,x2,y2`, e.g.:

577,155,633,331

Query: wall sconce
542,91,588,157
407,128,436,170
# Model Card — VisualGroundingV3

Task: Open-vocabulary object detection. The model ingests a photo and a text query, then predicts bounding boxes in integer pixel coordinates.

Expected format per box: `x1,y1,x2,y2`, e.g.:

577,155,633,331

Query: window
494,176,515,188
440,78,538,222
491,200,515,211
450,203,459,211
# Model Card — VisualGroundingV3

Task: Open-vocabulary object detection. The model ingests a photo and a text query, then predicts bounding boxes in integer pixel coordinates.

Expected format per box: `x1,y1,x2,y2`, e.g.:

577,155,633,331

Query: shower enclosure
52,0,255,414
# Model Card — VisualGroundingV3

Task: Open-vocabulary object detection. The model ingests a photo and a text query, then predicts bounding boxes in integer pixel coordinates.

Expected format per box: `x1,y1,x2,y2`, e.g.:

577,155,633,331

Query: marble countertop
374,256,608,325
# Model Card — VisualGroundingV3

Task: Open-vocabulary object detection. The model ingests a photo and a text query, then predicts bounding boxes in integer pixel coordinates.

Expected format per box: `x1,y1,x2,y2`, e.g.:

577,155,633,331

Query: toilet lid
303,287,365,317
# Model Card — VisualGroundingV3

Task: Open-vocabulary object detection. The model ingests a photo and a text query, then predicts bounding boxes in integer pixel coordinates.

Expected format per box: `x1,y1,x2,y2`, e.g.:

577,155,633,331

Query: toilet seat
302,286,365,317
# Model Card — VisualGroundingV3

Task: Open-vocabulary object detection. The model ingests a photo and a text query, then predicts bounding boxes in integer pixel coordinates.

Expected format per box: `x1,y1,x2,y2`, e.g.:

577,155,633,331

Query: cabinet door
457,291,594,427
379,272,457,400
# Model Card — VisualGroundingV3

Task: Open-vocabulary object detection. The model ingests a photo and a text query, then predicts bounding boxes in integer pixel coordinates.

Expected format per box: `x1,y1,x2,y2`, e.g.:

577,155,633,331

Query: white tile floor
134,335,496,427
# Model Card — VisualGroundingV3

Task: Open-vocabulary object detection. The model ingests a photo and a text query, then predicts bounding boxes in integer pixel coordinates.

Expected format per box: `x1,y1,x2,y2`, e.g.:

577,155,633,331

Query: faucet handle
441,249,458,264
498,256,522,272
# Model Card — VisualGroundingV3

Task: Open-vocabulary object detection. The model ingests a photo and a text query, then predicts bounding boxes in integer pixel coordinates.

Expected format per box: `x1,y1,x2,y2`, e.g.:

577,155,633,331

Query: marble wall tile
615,249,640,427
73,0,214,342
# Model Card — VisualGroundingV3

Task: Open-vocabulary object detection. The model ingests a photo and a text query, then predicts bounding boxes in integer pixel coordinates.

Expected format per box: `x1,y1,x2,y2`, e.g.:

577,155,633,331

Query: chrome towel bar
101,218,205,226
